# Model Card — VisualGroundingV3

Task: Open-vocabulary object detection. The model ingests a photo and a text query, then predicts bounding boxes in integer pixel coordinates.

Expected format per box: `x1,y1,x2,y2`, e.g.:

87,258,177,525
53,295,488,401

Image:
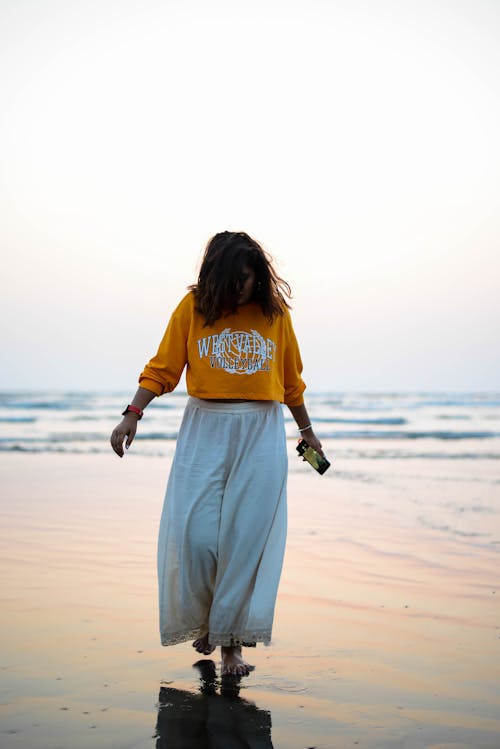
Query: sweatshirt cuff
285,395,305,407
284,381,306,407
138,377,164,396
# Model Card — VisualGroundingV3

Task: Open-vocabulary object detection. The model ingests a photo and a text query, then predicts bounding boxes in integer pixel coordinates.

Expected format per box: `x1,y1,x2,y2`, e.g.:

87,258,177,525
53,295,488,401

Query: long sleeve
282,311,306,407
138,294,192,396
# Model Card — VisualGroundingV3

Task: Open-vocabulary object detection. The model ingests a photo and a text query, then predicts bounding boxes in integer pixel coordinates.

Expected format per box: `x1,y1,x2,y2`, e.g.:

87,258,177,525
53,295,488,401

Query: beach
1,418,499,748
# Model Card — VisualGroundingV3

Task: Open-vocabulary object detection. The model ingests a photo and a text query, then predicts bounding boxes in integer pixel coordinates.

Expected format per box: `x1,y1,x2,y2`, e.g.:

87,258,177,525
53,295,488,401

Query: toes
221,663,250,677
193,636,214,655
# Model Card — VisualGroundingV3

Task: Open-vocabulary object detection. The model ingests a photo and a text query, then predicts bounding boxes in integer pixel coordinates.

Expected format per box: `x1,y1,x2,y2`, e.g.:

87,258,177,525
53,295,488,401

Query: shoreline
1,452,499,748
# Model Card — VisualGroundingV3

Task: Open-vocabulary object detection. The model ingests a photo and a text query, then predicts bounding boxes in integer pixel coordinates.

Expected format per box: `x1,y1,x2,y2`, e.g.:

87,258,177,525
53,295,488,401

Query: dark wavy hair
189,231,291,326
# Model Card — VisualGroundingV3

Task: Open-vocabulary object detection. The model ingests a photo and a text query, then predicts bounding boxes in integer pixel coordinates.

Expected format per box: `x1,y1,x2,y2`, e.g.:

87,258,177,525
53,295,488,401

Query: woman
110,231,324,677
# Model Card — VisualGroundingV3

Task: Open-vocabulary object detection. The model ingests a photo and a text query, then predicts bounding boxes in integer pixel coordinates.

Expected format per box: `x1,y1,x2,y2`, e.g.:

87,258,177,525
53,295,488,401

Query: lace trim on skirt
161,626,270,648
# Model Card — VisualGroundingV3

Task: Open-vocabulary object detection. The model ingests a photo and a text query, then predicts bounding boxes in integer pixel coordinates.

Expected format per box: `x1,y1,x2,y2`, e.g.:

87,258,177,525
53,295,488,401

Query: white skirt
158,397,288,647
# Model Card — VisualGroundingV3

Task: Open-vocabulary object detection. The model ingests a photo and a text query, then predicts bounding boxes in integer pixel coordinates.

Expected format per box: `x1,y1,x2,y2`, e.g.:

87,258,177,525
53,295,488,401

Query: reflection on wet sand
155,660,274,748
2,454,500,748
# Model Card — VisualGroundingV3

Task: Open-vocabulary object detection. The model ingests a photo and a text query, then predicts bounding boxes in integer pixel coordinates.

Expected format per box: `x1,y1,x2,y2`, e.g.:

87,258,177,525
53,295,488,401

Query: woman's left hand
299,428,325,457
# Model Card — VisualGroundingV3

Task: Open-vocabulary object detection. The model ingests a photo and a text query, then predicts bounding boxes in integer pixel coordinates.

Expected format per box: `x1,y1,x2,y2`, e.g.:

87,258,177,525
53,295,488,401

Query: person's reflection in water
155,659,274,748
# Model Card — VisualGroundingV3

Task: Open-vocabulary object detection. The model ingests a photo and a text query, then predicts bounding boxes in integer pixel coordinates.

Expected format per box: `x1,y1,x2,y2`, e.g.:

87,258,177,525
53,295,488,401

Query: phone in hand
296,439,331,475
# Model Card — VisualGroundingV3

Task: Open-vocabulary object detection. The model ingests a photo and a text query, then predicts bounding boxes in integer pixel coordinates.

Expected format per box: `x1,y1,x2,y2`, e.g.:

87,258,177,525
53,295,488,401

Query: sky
1,0,499,393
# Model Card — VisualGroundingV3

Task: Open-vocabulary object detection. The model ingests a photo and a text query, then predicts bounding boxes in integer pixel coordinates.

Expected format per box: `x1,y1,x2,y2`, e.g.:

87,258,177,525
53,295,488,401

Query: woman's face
236,265,256,305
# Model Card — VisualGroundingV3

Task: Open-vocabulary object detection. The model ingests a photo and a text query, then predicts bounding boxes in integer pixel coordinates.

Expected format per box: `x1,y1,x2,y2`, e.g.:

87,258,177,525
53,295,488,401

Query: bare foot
192,634,216,655
221,645,252,677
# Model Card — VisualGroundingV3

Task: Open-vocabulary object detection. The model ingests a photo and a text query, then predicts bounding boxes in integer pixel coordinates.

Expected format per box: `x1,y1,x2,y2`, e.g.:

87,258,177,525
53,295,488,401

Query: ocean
1,390,499,459
1,391,499,747
1,390,499,550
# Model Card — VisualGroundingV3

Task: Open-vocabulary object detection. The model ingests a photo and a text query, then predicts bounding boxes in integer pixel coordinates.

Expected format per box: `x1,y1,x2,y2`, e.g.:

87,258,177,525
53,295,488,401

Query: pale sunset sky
1,0,499,392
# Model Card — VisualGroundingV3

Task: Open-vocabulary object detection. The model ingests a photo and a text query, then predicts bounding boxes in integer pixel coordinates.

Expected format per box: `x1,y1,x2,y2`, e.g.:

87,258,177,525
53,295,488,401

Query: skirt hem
160,626,271,648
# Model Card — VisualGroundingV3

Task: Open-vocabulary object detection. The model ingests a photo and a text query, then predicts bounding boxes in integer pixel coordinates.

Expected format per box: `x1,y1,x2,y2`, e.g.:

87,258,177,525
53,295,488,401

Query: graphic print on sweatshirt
197,328,277,375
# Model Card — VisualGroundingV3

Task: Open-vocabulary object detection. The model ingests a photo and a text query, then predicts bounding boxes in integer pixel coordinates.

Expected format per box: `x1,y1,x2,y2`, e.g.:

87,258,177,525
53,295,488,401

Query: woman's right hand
110,415,139,457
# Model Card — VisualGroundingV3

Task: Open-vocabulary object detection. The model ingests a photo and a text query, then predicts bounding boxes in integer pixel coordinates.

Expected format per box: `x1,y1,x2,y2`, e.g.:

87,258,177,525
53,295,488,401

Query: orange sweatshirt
139,292,306,406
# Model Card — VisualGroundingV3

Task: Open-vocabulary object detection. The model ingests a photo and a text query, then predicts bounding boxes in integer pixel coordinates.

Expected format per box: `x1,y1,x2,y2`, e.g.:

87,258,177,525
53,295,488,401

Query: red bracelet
122,404,143,420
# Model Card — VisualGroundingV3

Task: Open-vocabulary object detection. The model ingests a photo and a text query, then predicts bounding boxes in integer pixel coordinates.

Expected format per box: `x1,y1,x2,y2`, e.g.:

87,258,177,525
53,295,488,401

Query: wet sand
1,450,499,748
